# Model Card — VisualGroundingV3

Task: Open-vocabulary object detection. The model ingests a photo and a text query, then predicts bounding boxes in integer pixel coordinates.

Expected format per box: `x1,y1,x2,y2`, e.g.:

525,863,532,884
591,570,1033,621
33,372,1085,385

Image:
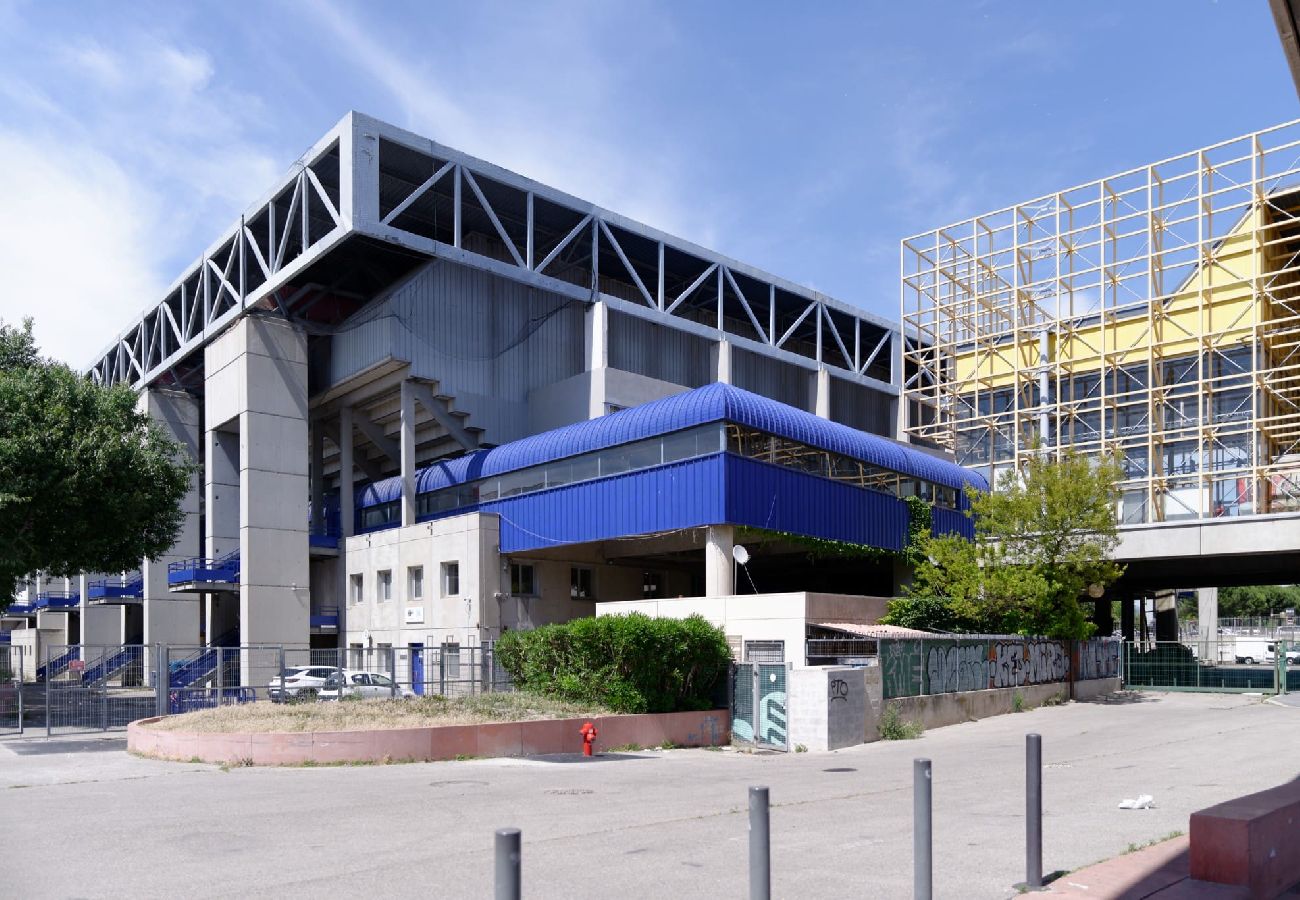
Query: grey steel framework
89,112,898,398
901,118,1300,524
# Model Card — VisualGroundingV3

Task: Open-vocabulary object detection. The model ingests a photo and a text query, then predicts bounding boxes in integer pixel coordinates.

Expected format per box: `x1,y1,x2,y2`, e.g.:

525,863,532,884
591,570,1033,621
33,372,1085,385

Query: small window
349,574,364,605
408,566,424,600
371,674,394,688
351,674,368,685
571,567,593,600
744,640,785,664
511,563,535,596
442,561,460,597
377,570,392,602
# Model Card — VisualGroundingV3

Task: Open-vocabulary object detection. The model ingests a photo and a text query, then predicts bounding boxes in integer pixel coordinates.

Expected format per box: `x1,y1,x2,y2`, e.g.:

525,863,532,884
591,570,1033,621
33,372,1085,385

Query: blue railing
168,550,240,587
168,627,240,690
88,575,144,601
34,591,80,610
0,632,10,644
81,647,141,685
168,686,256,714
37,646,79,681
309,607,339,629
6,599,35,616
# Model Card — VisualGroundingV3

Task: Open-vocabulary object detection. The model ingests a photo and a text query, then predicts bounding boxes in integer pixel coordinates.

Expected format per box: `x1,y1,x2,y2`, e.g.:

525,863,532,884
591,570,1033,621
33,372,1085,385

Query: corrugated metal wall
829,375,892,436
732,347,813,412
723,454,909,550
607,310,712,388
488,455,728,552
931,505,976,540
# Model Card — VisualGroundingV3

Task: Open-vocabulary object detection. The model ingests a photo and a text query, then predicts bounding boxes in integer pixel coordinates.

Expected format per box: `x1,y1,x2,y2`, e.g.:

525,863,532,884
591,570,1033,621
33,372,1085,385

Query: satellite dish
732,544,750,565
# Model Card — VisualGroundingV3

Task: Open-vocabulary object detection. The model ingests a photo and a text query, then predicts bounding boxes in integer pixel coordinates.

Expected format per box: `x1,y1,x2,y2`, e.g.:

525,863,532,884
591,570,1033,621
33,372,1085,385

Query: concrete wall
82,605,124,647
787,666,868,751
886,682,1069,732
598,592,891,665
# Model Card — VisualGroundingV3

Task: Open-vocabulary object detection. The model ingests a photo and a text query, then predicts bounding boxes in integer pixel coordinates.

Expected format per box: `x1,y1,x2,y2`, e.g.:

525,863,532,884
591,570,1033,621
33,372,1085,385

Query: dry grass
144,693,614,733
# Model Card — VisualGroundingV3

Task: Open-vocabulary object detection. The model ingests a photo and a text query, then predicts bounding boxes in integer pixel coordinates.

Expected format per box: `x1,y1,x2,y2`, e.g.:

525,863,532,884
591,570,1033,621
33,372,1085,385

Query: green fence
1123,640,1298,694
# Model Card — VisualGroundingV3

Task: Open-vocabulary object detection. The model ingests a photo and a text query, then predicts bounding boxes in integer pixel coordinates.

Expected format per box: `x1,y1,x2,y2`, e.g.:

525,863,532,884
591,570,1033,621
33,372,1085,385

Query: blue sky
0,0,1295,366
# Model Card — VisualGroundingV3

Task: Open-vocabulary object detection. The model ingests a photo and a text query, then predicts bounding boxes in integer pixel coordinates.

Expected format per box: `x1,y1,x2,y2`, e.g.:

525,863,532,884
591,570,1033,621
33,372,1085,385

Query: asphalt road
2,691,1296,899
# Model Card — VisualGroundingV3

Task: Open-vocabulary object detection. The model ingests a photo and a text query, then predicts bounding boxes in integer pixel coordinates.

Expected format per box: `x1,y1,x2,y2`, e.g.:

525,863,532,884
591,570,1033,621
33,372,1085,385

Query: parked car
267,666,342,702
317,670,414,701
1266,643,1300,665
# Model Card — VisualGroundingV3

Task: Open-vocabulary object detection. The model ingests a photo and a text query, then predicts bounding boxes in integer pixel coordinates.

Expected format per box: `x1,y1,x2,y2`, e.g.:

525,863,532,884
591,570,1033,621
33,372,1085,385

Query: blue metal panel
489,455,728,553
355,382,985,510
722,455,909,550
931,506,976,540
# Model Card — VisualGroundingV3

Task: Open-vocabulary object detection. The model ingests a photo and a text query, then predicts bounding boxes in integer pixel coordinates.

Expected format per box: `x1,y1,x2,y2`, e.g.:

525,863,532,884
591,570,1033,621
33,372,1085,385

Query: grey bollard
494,828,521,900
914,758,932,900
749,785,771,900
1027,733,1043,889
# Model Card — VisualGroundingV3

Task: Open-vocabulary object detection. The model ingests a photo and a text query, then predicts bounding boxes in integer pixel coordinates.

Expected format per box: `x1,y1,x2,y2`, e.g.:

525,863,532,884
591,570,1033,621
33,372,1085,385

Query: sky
0,0,1296,368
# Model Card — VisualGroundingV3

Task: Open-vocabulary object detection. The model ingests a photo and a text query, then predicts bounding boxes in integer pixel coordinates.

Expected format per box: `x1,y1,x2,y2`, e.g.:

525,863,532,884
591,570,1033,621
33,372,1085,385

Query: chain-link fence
731,662,790,751
1123,639,1299,693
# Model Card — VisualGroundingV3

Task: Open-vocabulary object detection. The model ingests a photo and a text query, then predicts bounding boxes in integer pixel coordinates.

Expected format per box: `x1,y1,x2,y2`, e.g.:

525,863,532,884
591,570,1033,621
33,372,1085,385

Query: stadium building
1,112,980,674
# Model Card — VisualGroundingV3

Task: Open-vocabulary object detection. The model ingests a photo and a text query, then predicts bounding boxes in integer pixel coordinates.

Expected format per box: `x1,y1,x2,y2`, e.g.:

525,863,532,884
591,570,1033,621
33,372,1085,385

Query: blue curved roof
357,382,985,505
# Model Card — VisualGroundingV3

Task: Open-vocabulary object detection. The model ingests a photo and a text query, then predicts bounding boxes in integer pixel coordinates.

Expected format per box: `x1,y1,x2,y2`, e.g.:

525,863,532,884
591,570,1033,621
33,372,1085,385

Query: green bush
495,613,731,714
877,703,924,740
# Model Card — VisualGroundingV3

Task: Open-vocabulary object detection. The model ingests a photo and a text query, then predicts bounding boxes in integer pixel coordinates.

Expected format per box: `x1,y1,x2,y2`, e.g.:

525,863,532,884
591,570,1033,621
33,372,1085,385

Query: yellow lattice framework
901,120,1300,524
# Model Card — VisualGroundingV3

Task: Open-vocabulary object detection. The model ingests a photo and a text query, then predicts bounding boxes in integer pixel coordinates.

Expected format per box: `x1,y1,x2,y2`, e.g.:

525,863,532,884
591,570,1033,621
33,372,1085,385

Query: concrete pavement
2,691,1297,899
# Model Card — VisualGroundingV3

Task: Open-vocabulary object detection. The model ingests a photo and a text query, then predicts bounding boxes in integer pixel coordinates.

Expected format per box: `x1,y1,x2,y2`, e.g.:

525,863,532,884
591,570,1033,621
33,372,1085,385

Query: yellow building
901,120,1300,525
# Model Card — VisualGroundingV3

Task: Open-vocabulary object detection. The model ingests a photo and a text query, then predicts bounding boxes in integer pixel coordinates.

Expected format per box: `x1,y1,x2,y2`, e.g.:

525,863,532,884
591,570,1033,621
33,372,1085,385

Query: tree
883,449,1124,639
1217,585,1300,619
0,319,194,608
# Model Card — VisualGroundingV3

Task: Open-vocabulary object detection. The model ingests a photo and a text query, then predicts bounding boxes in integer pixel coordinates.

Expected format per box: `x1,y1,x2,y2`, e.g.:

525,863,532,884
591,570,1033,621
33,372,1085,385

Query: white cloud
0,26,283,367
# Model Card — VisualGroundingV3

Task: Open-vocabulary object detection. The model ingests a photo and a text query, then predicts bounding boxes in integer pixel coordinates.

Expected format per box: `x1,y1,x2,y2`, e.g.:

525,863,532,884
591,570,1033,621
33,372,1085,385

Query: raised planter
128,709,730,765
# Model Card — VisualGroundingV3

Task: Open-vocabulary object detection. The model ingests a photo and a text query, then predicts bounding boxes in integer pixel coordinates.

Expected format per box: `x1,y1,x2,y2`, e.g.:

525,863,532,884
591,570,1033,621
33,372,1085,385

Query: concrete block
243,316,308,366
241,527,309,588
240,470,310,533
242,411,309,476
241,353,308,420
1190,780,1300,898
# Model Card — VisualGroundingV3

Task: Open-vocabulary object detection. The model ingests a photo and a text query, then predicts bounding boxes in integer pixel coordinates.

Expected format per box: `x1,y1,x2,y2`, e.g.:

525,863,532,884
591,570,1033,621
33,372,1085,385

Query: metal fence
731,662,789,751
1123,639,1298,694
9,641,514,735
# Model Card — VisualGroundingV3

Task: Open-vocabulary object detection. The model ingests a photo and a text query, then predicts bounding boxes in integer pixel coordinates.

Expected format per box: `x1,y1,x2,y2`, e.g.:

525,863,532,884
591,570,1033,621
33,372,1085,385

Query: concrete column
339,406,355,539
704,525,735,598
891,332,908,442
205,428,240,559
310,424,325,536
204,316,310,674
141,389,202,650
714,339,732,385
1121,594,1135,642
585,300,608,372
1198,587,1219,660
814,367,831,419
400,380,417,527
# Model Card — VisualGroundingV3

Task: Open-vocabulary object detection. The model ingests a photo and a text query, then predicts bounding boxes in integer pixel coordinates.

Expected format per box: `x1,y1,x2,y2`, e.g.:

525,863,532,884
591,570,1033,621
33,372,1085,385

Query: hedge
495,613,731,714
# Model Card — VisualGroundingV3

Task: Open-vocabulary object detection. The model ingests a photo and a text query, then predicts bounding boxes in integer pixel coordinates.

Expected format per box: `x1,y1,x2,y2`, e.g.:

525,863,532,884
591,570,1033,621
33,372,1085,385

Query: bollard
749,786,770,900
494,828,521,900
1027,733,1043,889
914,758,932,900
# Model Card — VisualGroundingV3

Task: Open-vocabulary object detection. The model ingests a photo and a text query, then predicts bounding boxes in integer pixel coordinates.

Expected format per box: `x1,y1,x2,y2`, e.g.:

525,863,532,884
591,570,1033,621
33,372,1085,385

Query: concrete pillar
400,380,417,527
1155,590,1178,643
339,406,355,538
141,389,202,650
814,367,831,419
204,316,310,675
891,332,908,442
1121,594,1135,643
205,428,240,559
585,299,608,372
714,339,732,385
1198,587,1219,661
311,424,325,537
704,525,735,598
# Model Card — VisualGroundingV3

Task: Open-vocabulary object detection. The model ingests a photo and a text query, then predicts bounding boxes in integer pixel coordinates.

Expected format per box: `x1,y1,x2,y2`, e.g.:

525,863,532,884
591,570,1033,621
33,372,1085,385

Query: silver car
317,670,414,701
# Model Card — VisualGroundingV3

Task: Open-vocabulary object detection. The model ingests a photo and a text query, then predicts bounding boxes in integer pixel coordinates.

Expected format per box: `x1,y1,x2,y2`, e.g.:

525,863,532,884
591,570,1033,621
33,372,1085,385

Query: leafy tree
0,318,194,608
883,449,1124,639
1217,585,1300,618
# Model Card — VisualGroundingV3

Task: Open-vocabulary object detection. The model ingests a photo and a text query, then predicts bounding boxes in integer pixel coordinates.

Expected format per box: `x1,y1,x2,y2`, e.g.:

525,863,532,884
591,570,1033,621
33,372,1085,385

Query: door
410,643,424,696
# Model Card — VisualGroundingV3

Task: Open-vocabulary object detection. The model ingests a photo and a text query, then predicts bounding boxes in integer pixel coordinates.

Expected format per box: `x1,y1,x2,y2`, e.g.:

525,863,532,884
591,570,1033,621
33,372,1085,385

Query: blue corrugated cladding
487,455,727,553
722,455,909,550
931,505,975,540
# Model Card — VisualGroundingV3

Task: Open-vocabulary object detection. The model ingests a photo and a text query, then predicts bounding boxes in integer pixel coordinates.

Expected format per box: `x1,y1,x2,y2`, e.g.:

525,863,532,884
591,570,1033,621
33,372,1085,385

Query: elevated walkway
1114,512,1300,589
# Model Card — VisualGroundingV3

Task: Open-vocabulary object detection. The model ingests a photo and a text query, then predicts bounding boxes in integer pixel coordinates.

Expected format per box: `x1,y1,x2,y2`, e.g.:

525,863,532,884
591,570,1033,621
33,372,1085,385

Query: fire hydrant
580,721,598,756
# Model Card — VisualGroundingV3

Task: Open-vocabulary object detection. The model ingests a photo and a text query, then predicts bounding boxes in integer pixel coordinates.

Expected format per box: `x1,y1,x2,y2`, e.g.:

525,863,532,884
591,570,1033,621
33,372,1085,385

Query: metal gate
1123,639,1299,694
730,662,790,751
42,645,154,735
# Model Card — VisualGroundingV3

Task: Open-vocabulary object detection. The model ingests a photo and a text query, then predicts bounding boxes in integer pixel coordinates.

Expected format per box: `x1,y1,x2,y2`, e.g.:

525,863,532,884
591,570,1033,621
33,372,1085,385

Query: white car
268,665,342,702
1266,643,1300,666
317,670,414,701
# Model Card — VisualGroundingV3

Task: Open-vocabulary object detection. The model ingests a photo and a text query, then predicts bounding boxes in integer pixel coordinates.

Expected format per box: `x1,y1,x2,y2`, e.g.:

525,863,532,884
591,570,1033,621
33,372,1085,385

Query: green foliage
495,613,731,714
1012,691,1024,713
0,318,195,607
1217,585,1300,618
737,498,933,567
883,449,1123,639
877,703,923,740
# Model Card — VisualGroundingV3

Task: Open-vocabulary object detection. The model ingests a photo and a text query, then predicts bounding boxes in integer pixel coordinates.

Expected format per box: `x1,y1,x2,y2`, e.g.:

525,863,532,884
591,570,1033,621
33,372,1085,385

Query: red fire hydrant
580,721,598,756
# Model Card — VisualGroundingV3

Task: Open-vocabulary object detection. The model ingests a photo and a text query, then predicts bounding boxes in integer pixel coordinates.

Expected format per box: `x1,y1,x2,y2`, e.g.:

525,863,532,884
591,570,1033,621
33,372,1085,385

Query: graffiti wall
1076,638,1121,680
880,637,1084,698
